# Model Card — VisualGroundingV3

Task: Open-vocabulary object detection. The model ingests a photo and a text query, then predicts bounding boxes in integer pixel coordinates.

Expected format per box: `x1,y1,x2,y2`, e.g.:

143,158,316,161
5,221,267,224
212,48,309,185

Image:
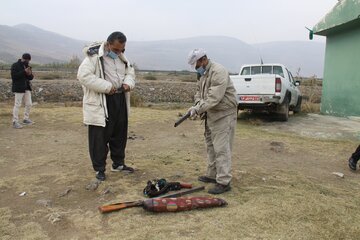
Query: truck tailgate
231,74,276,95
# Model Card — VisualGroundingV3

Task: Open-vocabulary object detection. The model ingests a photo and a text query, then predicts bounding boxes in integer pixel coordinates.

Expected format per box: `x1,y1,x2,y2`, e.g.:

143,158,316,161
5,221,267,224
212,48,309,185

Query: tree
67,55,81,69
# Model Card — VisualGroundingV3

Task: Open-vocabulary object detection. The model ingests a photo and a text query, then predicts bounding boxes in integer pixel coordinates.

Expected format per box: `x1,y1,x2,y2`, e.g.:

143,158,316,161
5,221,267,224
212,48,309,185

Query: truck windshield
240,65,284,77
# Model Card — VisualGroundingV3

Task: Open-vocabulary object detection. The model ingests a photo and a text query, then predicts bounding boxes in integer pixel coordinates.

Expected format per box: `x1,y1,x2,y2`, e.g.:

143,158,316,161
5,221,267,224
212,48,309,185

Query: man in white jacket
77,32,136,181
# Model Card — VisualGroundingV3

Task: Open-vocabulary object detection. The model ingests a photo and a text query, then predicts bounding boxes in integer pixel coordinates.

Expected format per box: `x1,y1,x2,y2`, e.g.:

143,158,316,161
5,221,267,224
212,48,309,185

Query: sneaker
111,164,134,173
23,119,34,125
13,121,23,129
208,183,231,194
198,175,217,183
96,171,106,181
348,157,357,171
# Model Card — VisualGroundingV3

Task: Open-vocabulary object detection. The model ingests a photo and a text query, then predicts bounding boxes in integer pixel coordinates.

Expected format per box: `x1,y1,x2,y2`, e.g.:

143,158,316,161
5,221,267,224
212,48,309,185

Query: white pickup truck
230,64,302,121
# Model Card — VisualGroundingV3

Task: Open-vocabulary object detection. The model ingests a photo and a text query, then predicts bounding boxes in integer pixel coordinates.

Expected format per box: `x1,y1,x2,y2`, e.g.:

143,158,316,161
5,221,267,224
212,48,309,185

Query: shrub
180,74,197,82
298,75,322,113
36,72,62,80
143,74,157,80
0,70,10,79
130,92,144,107
302,102,320,113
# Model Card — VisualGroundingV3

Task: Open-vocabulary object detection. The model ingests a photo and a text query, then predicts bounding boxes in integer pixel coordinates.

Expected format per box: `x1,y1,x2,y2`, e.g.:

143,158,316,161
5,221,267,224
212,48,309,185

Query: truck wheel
278,97,289,121
293,96,302,114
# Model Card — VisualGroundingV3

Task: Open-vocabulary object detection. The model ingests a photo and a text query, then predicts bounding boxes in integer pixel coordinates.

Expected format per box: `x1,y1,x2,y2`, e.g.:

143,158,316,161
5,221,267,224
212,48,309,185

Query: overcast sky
1,0,337,43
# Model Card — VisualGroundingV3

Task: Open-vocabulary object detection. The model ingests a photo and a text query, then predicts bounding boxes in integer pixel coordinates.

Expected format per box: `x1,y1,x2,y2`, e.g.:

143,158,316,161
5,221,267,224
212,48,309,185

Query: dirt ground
1,103,360,240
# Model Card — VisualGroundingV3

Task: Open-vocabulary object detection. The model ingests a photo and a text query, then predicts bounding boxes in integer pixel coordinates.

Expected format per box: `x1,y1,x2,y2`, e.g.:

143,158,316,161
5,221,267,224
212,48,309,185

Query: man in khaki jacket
187,49,237,194
77,32,135,181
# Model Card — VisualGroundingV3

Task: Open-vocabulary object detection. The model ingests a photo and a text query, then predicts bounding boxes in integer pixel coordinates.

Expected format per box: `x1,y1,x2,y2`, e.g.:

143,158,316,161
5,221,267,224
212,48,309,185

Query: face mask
196,66,206,76
107,51,118,59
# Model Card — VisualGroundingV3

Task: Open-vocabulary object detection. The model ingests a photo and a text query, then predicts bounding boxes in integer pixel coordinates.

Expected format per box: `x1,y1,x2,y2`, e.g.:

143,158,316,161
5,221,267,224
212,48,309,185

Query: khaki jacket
77,42,135,127
194,60,237,122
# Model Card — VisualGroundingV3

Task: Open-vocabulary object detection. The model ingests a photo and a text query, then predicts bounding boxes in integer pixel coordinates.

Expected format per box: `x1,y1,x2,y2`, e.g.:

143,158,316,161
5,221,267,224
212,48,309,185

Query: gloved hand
187,106,198,118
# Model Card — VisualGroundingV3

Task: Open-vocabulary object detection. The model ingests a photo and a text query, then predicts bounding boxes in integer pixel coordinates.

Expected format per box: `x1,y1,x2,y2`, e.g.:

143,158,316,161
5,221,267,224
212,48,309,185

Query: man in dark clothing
348,145,360,170
11,53,34,129
77,32,136,181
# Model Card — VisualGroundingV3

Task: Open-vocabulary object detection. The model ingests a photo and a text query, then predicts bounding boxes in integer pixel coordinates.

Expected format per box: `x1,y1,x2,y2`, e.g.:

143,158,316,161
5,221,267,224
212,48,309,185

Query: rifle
99,186,205,213
174,112,191,127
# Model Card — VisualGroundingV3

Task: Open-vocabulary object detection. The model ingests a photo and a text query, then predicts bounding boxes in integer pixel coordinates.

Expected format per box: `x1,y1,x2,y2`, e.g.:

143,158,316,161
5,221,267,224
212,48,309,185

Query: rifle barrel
174,112,191,127
154,186,205,198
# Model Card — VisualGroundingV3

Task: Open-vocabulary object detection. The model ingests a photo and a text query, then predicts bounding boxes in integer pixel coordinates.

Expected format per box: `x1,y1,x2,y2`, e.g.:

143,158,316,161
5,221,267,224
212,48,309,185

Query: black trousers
88,93,128,172
351,144,360,162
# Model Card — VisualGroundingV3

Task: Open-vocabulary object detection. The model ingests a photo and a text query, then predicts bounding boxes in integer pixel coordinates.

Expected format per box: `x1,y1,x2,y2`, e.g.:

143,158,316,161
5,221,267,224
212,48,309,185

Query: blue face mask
107,51,118,59
196,66,206,76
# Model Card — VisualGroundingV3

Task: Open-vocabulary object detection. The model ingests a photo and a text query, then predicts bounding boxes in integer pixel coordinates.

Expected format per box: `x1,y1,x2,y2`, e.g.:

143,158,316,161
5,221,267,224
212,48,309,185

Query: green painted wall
321,27,360,117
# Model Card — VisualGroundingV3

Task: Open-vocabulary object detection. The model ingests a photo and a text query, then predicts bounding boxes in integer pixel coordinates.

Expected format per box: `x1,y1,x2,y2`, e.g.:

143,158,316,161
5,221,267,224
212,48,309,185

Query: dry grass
1,104,360,239
299,77,322,114
302,102,321,113
136,71,197,82
0,70,77,80
130,92,144,107
0,70,10,79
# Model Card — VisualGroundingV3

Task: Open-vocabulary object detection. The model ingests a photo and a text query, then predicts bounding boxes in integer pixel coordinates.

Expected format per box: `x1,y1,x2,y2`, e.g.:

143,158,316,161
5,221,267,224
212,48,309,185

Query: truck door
287,69,298,104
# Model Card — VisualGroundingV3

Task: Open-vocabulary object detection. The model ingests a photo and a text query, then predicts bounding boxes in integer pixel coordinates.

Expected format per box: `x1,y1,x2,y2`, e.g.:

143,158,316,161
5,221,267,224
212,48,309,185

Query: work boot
208,183,231,194
23,119,34,125
348,157,357,171
111,164,134,173
198,176,217,183
13,121,23,129
96,171,106,181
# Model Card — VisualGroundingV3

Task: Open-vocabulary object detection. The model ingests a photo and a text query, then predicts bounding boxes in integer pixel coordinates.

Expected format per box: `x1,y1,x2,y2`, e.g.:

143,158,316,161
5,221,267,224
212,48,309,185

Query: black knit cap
22,53,31,60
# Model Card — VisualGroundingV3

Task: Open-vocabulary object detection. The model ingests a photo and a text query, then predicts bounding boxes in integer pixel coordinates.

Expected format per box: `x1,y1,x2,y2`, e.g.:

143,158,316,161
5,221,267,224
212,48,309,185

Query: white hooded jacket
77,41,136,127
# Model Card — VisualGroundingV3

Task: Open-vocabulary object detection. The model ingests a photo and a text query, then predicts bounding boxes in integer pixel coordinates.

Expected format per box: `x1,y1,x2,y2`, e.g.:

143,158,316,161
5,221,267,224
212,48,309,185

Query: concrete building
312,0,360,117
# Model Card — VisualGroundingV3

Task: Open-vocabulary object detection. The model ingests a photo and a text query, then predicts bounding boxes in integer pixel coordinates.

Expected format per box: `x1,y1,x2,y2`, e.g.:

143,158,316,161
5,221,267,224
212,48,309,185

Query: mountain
126,36,259,73
0,24,87,64
0,24,325,77
126,37,325,77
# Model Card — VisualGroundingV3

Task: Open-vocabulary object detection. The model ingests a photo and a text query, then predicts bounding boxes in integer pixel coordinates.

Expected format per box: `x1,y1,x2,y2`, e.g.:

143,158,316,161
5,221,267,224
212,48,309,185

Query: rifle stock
99,186,205,214
98,200,143,213
179,183,192,189
174,112,191,127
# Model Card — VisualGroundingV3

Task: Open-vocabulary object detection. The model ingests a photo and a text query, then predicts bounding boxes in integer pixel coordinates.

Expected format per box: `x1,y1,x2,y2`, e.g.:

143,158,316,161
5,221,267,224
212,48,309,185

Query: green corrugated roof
313,0,360,36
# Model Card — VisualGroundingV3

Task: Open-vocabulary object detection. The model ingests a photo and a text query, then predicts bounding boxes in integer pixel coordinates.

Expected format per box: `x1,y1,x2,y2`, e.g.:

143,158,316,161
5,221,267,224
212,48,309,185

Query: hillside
0,24,87,64
0,24,325,77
